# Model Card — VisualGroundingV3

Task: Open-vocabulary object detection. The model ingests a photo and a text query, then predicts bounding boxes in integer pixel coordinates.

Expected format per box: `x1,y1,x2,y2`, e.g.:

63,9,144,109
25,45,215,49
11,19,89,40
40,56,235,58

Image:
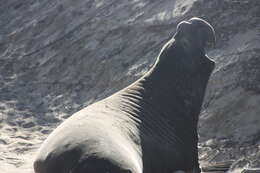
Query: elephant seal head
174,17,216,53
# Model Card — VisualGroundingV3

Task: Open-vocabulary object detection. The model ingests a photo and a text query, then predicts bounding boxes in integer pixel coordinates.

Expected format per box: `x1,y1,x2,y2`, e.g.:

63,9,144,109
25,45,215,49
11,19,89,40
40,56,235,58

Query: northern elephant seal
34,17,216,173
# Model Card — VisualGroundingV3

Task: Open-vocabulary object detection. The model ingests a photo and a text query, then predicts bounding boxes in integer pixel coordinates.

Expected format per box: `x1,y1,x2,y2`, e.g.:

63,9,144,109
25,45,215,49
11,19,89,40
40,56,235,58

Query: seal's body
34,17,216,173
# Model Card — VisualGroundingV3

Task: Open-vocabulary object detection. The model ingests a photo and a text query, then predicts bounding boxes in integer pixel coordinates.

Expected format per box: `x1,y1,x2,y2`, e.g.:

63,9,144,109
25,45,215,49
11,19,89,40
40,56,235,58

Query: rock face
0,0,259,172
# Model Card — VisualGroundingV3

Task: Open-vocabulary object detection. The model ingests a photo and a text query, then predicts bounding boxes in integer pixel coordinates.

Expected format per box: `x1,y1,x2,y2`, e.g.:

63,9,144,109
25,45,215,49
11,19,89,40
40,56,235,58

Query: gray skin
34,17,216,173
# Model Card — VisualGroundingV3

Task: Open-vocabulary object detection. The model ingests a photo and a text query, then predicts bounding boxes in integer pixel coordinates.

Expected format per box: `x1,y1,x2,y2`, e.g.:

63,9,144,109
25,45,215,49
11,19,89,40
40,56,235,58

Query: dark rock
0,139,8,145
21,122,35,128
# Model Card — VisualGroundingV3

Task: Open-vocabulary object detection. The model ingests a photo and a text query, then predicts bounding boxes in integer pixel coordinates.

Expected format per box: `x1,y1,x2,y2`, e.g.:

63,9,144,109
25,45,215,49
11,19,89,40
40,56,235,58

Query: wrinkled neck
135,41,214,122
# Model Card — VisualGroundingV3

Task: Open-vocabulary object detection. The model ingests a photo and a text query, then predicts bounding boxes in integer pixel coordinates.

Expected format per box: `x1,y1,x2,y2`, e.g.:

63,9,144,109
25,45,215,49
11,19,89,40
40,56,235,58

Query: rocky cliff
0,0,259,172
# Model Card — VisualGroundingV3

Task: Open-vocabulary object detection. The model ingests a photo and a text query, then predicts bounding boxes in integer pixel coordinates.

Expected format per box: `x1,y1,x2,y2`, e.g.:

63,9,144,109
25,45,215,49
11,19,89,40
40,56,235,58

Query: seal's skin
34,17,215,173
